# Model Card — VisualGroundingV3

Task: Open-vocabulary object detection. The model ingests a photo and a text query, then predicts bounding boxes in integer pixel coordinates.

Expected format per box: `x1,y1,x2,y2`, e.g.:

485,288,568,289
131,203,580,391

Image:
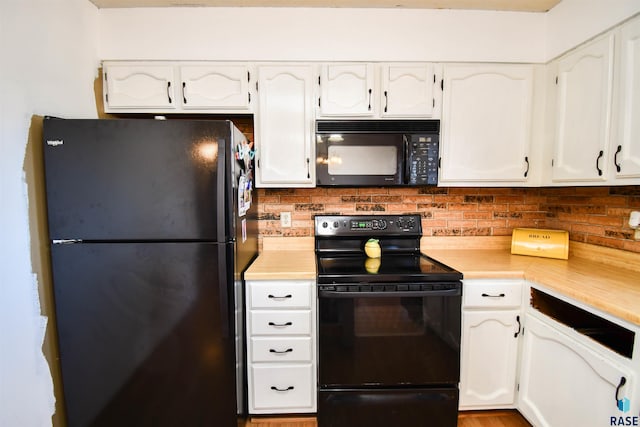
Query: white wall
98,7,547,62
98,2,640,64
545,0,640,60
0,0,99,426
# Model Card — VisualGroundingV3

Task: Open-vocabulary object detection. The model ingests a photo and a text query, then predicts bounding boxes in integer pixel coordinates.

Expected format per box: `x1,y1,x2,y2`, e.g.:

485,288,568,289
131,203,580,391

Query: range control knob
333,221,339,228
322,221,328,228
374,219,387,230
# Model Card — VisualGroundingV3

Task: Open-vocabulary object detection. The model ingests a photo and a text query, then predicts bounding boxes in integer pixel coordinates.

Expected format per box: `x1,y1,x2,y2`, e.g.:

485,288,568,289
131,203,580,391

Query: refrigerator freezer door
43,118,230,242
51,242,237,427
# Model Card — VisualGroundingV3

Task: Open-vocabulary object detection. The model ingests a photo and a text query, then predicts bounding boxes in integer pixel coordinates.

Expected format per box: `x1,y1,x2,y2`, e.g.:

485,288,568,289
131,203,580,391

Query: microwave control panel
407,134,439,185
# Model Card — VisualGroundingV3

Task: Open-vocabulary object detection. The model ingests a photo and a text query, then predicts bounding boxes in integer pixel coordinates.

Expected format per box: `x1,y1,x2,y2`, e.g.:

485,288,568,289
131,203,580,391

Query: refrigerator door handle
218,246,231,338
52,239,82,244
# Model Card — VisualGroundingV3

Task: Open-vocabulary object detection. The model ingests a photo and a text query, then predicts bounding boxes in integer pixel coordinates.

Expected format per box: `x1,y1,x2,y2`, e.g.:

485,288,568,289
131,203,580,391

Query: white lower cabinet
518,313,635,427
246,280,316,414
459,279,523,409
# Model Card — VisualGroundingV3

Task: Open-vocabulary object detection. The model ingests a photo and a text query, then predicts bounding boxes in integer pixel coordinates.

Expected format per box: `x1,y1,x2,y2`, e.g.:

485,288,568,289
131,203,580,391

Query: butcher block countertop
246,236,640,326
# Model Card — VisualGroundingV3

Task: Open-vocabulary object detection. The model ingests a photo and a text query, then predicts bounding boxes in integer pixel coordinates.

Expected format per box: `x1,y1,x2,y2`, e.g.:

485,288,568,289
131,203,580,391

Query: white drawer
251,337,312,363
248,281,312,309
250,364,315,412
463,280,523,308
250,310,312,335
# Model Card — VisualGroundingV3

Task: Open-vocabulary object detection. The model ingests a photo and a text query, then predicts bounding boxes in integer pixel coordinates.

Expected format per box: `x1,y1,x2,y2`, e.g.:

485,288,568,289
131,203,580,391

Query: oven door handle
318,289,461,298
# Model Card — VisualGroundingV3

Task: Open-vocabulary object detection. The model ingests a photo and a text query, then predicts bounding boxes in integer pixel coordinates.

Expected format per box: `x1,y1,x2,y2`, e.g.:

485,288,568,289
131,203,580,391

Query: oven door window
318,293,461,388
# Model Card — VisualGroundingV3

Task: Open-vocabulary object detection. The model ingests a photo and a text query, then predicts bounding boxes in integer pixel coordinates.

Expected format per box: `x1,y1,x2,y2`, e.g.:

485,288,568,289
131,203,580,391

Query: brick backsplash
256,186,640,254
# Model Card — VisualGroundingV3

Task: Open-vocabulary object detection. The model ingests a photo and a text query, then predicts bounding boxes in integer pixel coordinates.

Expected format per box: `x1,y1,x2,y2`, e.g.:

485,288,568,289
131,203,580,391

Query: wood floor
246,410,532,427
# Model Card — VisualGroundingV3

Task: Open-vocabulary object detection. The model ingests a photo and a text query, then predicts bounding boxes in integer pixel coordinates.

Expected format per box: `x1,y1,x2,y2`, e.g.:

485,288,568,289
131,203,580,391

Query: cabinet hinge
433,74,436,83
438,157,442,169
551,159,554,167
247,71,250,82
104,72,107,81
517,383,520,392
441,79,444,91
255,81,258,92
318,75,321,85
106,93,108,102
433,98,435,108
318,97,321,108
555,76,558,85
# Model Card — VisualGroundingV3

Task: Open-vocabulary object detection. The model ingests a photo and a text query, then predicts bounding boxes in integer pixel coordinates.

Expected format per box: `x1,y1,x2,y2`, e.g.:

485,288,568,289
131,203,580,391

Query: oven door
318,286,461,388
315,133,405,186
317,285,461,427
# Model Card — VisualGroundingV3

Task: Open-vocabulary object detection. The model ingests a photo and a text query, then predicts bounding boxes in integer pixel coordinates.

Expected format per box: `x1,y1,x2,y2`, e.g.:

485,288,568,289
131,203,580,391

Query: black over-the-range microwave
315,120,440,187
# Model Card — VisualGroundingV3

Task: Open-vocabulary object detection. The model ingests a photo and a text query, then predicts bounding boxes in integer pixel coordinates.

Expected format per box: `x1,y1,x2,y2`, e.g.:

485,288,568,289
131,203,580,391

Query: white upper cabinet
380,63,439,117
103,61,254,113
179,64,251,110
255,64,316,188
103,62,177,110
318,63,375,116
612,16,640,182
550,33,615,183
440,64,534,185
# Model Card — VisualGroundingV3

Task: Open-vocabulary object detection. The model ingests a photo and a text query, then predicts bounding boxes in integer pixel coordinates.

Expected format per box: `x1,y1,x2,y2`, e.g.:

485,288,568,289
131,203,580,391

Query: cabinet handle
269,348,294,354
182,82,187,104
368,88,372,111
384,90,388,113
166,81,172,104
268,321,293,327
271,386,295,392
615,376,627,405
481,293,505,298
615,145,622,173
306,157,310,179
524,156,529,178
268,294,292,300
514,315,521,338
596,150,604,176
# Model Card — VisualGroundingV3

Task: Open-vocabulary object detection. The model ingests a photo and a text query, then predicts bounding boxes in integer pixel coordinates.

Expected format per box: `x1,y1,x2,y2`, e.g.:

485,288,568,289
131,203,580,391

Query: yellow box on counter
511,228,569,260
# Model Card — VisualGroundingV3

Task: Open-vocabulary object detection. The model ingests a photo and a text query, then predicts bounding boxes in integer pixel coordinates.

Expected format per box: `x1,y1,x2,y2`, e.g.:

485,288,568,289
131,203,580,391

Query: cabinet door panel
382,63,435,117
614,17,640,180
460,310,519,408
552,34,614,182
518,314,634,427
104,64,176,110
180,65,250,110
440,64,533,183
319,63,375,116
255,65,315,187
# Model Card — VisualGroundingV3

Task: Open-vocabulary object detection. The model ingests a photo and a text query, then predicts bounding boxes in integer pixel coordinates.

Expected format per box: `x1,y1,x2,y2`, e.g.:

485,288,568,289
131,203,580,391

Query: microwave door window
327,146,397,176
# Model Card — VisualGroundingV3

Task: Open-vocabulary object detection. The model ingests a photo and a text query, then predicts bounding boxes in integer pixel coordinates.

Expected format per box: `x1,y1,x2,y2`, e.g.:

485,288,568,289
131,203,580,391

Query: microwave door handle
404,135,411,184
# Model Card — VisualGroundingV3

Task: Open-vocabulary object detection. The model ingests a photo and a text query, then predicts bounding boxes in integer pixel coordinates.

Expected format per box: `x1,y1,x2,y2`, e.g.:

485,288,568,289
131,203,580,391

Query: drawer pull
481,293,506,298
269,348,294,354
271,386,295,392
268,321,293,327
268,294,292,300
514,315,522,338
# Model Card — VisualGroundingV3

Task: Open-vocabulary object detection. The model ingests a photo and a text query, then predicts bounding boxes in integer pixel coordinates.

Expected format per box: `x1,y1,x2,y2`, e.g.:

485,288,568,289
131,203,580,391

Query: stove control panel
315,215,422,236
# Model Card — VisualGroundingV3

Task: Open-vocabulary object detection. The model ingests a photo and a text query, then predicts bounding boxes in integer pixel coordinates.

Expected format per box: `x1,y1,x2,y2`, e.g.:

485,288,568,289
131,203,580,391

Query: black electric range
315,214,463,427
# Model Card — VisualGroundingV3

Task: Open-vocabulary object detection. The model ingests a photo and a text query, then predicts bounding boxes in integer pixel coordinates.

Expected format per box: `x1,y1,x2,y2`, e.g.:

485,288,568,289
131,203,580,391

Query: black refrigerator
42,117,258,427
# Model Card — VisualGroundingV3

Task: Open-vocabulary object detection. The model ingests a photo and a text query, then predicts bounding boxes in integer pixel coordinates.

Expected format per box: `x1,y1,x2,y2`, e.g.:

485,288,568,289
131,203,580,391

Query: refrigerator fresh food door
50,242,237,427
43,118,231,242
